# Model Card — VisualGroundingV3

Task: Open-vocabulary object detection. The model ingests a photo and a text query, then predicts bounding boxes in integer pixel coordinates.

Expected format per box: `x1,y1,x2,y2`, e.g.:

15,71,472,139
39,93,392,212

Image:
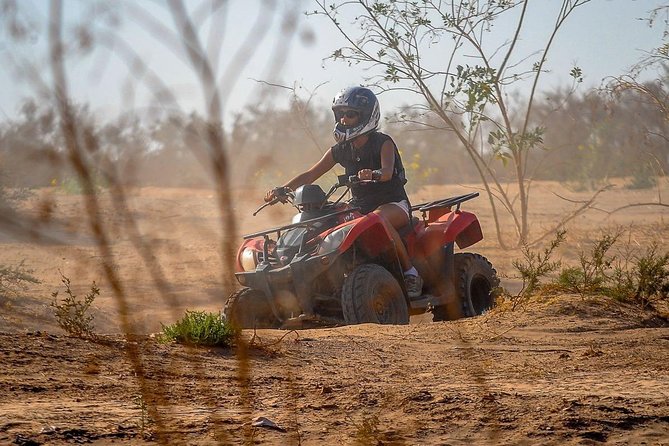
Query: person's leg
374,203,423,298
374,203,412,270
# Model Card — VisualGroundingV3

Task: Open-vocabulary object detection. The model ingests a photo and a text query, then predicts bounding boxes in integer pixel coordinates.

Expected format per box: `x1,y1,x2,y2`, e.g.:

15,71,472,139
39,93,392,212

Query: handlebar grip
274,186,291,196
348,175,377,184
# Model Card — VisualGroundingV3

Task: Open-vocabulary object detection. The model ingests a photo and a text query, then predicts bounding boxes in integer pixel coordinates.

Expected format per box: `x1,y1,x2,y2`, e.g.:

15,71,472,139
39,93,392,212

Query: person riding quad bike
265,86,424,298
224,88,499,329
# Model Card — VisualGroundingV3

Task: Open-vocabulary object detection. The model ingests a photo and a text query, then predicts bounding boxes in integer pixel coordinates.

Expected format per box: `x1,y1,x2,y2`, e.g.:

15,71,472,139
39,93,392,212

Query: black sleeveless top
331,131,409,214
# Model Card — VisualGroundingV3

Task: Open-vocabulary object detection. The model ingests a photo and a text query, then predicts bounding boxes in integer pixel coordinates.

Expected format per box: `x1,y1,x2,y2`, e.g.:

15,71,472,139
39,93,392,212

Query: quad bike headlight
317,225,354,255
240,247,257,272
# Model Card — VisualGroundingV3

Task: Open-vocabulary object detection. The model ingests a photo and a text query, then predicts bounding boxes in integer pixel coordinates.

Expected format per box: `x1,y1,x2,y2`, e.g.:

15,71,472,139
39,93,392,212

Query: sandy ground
1,180,668,444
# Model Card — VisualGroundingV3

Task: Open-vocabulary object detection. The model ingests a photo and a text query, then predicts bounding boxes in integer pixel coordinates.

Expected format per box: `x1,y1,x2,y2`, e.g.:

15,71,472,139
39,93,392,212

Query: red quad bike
224,175,499,328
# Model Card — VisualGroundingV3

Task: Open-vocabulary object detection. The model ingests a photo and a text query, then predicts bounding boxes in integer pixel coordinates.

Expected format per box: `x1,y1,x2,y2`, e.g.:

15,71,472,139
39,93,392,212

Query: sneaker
404,273,424,299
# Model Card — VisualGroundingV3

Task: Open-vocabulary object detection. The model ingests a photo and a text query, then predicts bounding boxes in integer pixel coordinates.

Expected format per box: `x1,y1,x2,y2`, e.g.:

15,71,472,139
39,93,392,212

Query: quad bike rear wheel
223,288,280,329
341,264,409,325
433,253,499,321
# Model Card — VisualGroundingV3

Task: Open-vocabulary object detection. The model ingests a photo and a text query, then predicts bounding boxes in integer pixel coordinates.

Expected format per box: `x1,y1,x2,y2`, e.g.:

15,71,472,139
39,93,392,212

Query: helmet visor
333,107,361,126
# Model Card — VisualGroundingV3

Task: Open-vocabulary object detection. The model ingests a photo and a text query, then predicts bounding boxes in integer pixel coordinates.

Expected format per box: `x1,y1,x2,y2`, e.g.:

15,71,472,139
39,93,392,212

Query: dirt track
1,297,668,445
1,182,669,444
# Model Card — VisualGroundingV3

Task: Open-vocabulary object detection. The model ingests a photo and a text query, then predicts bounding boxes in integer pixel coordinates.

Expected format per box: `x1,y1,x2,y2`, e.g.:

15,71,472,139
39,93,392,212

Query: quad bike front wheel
341,264,409,325
433,253,499,321
223,288,280,329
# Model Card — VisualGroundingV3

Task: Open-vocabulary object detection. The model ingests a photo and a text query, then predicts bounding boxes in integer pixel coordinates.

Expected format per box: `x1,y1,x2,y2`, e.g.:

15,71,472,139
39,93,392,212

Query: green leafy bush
556,267,587,293
160,311,235,347
51,274,99,338
609,242,669,307
552,229,669,307
556,232,618,297
511,229,566,300
503,226,669,310
56,174,108,195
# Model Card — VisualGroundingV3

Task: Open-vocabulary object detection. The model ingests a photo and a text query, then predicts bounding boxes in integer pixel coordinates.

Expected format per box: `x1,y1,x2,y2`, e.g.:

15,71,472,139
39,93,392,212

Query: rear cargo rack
411,192,479,213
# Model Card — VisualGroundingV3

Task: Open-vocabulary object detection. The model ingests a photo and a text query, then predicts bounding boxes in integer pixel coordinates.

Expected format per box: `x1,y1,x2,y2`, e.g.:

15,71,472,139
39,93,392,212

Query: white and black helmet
332,86,380,143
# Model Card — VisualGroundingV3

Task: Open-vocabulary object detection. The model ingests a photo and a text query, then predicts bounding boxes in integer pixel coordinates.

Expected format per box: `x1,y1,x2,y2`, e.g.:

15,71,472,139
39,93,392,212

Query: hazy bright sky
0,0,666,123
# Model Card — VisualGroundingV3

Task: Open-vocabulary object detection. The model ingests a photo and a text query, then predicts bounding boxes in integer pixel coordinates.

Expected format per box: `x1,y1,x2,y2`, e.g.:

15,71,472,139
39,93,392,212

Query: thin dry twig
249,329,300,348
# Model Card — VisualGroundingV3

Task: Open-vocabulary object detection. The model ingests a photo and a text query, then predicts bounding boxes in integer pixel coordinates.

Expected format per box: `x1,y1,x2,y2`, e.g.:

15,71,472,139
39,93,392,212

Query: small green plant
56,174,108,195
0,260,40,297
556,231,619,297
631,244,669,305
511,229,566,304
57,177,85,195
50,273,98,338
134,394,150,437
160,310,235,347
609,242,669,307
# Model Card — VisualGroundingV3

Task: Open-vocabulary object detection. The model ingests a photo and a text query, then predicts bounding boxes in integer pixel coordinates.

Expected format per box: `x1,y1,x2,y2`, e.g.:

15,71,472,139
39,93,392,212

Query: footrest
408,294,436,311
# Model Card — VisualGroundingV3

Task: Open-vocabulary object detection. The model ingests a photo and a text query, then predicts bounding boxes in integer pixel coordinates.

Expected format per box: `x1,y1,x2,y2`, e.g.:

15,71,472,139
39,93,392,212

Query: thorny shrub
51,273,99,338
0,260,40,298
160,310,235,347
556,231,620,297
609,241,669,307
507,228,669,309
506,229,566,308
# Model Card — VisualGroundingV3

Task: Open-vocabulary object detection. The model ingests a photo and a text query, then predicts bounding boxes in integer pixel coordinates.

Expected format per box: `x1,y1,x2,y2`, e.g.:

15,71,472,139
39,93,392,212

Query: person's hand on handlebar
264,186,292,203
357,169,382,181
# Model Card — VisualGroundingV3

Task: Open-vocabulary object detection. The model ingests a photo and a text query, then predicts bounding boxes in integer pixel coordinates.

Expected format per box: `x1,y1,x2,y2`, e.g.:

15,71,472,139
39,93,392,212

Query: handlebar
253,199,278,216
254,176,377,217
253,186,294,216
340,174,377,186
